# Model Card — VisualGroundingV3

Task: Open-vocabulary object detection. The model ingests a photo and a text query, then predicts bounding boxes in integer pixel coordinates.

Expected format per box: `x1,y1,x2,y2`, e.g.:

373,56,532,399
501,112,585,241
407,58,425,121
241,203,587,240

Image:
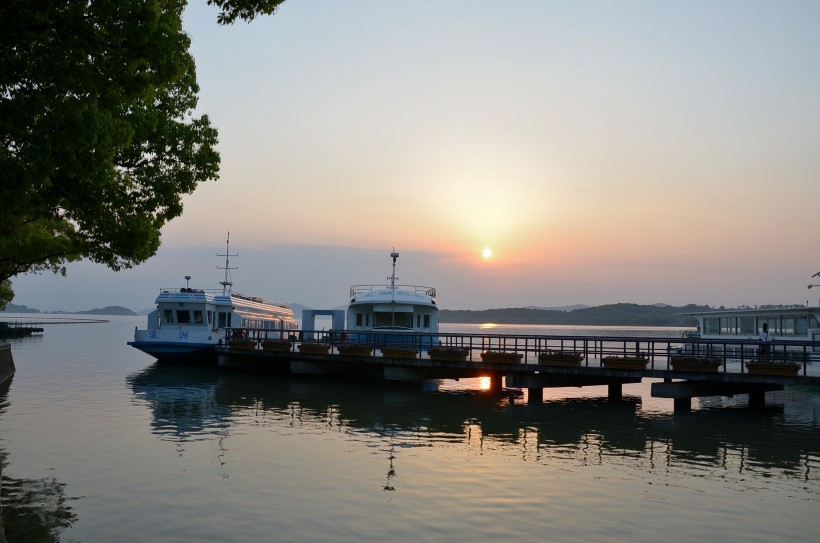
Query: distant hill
74,306,138,316
524,304,589,312
440,303,710,327
0,303,40,313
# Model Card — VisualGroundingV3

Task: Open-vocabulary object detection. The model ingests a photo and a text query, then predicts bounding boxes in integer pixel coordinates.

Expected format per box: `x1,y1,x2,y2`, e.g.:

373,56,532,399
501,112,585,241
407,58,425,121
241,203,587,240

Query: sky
9,0,820,313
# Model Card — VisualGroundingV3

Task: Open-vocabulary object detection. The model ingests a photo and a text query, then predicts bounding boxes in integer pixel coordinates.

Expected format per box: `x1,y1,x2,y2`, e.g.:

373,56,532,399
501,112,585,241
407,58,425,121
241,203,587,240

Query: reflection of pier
125,364,820,485
215,330,820,411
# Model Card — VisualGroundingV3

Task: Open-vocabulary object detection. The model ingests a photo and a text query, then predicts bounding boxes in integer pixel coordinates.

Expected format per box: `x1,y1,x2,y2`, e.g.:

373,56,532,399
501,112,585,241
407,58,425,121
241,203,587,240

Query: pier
216,329,820,412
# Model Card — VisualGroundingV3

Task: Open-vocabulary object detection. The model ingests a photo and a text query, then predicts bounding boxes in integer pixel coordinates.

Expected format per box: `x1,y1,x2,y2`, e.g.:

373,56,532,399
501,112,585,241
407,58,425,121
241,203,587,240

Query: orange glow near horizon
478,376,492,390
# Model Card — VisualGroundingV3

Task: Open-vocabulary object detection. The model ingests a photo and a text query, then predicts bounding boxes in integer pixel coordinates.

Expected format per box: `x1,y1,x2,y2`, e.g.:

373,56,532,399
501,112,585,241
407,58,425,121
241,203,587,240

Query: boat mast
809,271,820,306
389,249,399,328
217,232,238,295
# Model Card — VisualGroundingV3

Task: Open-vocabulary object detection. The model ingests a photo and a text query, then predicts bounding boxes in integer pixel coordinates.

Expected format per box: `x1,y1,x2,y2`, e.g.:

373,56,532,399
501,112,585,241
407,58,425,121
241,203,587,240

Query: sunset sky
11,0,820,312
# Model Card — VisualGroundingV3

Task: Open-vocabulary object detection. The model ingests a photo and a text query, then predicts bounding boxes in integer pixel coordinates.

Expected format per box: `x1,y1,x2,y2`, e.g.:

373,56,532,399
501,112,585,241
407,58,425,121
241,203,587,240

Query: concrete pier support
490,375,503,393
651,381,782,411
674,397,691,413
608,382,623,401
527,387,543,404
748,390,766,409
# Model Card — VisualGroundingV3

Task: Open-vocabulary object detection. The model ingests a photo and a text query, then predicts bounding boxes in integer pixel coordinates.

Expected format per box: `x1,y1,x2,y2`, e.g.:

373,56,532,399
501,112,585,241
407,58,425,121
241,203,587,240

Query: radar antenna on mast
388,248,400,290
388,248,400,328
217,232,238,295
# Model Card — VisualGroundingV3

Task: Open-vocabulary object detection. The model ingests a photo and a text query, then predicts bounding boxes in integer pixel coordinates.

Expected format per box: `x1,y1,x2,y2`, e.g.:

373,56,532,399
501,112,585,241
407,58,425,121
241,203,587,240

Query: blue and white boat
346,250,438,347
129,235,298,363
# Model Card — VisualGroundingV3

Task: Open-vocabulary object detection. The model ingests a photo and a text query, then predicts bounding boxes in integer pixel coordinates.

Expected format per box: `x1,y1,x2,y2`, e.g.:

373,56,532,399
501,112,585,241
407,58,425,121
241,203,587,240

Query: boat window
177,310,191,324
719,317,736,335
416,315,421,328
781,318,795,336
374,312,413,328
739,317,755,335
356,313,363,327
703,318,718,334
423,315,430,328
193,310,203,324
207,311,213,325
164,310,174,324
365,313,370,327
795,317,808,335
218,312,227,328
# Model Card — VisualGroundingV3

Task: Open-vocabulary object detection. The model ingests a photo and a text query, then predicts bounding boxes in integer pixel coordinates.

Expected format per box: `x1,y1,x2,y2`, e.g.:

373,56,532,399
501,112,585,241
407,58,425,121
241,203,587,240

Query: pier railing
225,327,820,375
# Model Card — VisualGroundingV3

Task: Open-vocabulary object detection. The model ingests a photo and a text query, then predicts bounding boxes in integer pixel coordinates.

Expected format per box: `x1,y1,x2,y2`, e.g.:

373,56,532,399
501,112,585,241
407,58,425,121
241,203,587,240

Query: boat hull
128,341,219,364
129,327,225,364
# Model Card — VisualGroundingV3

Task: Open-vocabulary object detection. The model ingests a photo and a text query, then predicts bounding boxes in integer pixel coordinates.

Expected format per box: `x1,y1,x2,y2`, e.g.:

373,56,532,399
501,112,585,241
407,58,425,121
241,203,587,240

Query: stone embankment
0,340,10,542
0,340,14,385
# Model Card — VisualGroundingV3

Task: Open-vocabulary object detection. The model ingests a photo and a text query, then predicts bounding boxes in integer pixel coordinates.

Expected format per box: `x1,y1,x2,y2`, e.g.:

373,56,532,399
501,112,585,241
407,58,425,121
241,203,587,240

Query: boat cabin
683,307,820,343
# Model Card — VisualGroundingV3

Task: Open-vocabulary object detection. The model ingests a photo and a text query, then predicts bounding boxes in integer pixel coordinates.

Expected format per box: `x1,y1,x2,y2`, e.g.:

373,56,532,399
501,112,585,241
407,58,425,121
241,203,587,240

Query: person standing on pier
758,322,771,356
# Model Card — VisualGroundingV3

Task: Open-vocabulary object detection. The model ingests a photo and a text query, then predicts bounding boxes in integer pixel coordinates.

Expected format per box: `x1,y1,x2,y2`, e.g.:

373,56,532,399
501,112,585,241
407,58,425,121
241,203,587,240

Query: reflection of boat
682,307,820,360
127,363,233,440
128,235,298,363
346,250,438,346
124,364,820,478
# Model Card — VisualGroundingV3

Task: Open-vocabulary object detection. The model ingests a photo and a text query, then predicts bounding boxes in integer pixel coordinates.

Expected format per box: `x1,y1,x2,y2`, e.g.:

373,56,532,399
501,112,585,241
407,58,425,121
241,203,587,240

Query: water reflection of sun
478,376,492,390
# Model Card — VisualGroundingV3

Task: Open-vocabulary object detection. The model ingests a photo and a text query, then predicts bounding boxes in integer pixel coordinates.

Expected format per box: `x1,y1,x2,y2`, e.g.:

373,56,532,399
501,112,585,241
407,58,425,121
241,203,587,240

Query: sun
481,248,492,259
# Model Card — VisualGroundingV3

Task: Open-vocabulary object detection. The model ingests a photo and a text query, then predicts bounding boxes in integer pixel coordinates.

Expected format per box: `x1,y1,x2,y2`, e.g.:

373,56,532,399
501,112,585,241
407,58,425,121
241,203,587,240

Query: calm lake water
1,316,819,542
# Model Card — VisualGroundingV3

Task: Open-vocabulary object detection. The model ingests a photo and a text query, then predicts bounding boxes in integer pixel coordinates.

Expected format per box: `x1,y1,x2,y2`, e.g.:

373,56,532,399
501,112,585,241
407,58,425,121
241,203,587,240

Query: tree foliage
0,0,286,309
208,0,287,24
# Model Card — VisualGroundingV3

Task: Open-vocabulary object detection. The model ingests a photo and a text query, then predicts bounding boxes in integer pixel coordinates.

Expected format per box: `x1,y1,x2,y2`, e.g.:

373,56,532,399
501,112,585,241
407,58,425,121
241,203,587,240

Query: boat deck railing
156,288,291,308
159,288,224,295
349,284,437,298
231,291,292,309
224,328,820,375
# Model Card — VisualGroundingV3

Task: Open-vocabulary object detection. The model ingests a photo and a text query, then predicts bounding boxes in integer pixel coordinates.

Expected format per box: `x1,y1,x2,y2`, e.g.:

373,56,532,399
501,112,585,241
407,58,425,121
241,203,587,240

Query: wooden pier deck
216,330,820,411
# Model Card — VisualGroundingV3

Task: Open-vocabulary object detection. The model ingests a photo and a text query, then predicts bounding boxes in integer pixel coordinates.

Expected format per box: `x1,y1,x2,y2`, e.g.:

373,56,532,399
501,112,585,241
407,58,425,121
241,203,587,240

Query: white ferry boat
681,306,820,360
346,250,438,346
129,236,298,363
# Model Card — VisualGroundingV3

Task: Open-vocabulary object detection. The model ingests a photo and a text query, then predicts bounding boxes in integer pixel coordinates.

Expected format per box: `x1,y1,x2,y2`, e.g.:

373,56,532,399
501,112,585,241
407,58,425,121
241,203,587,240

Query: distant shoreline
1,304,136,316
439,303,706,327
4,302,810,328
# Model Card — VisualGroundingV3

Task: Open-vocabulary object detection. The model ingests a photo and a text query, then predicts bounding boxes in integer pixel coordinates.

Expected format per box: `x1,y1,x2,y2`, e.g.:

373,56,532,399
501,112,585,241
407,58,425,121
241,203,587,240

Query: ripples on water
1,317,819,542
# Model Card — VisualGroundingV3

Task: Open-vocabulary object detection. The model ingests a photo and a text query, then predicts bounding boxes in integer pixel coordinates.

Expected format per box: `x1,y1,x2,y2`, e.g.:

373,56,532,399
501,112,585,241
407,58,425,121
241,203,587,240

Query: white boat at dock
346,250,438,347
128,235,298,363
681,306,820,361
